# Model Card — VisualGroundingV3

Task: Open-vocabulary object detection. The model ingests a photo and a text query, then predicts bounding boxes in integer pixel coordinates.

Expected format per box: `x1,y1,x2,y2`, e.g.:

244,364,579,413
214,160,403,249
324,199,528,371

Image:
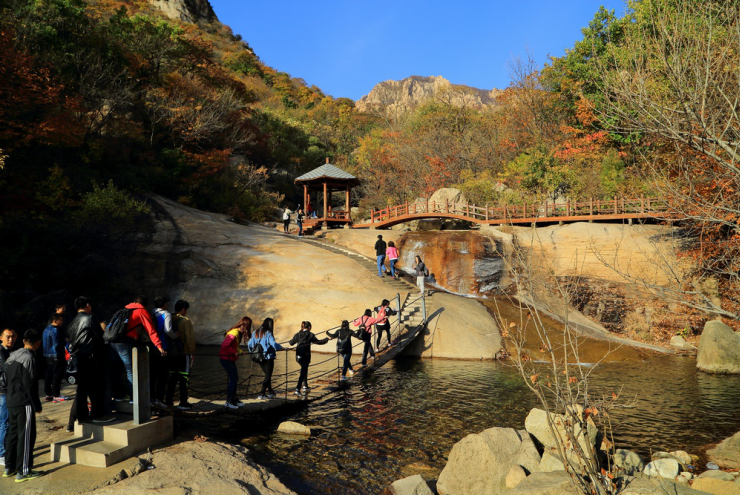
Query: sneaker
293,390,301,396
233,398,246,407
92,415,116,424
266,392,276,399
15,470,42,482
340,376,348,381
45,396,53,402
3,469,17,478
225,401,239,409
65,425,74,433
347,369,355,376
256,394,266,400
177,403,192,410
301,386,311,393
52,396,69,403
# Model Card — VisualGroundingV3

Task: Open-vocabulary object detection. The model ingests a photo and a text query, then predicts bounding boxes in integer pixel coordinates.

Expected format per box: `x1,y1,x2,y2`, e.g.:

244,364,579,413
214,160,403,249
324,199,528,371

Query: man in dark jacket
4,329,43,482
66,296,114,430
0,327,18,467
375,235,387,277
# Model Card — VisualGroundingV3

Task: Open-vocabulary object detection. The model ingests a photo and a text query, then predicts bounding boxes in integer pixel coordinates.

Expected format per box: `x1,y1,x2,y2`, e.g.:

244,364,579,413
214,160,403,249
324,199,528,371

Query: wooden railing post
589,198,593,215
613,196,618,214
466,202,470,217
446,198,449,213
485,204,489,221
544,202,548,217
640,195,644,213
566,200,570,217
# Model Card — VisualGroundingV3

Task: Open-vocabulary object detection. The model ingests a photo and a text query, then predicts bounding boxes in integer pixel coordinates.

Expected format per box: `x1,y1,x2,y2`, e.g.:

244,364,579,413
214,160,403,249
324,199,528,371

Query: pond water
189,351,740,495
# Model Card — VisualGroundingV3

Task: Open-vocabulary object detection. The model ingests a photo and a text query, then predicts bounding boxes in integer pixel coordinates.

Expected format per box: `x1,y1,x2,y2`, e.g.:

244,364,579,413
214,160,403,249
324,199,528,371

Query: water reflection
189,353,740,494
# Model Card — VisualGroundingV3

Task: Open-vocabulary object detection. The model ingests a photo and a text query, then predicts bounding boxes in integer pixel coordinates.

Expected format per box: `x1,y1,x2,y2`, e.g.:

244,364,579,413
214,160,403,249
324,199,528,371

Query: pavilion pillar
323,181,328,230
303,184,307,213
345,186,350,220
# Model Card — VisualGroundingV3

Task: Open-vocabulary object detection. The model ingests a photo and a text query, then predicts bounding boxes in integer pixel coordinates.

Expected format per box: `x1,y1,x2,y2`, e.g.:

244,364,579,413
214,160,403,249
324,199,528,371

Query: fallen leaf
530,373,540,384
612,391,618,400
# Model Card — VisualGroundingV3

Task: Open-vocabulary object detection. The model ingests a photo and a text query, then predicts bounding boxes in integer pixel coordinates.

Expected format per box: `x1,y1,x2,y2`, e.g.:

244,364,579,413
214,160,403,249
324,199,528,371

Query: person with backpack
282,207,292,233
151,297,173,407
219,317,252,409
165,300,194,410
42,314,68,402
248,318,283,400
326,320,362,381
386,241,400,280
374,299,398,350
414,255,430,294
352,310,381,366
288,321,328,395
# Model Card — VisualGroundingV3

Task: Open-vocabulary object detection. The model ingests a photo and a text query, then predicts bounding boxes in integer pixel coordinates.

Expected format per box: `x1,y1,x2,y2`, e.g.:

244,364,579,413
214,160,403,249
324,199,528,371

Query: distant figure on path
374,299,397,350
0,327,19,467
165,299,195,410
249,318,283,400
414,256,429,294
375,235,387,277
327,320,362,380
296,208,305,237
4,329,43,483
42,314,67,402
219,316,252,409
289,321,328,395
282,206,292,233
352,310,380,366
386,241,399,280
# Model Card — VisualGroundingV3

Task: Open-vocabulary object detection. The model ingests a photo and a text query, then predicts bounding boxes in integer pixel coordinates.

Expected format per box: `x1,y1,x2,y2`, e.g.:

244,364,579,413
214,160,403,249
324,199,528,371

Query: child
4,329,43,483
42,314,68,402
327,321,362,380
219,317,252,409
289,321,328,395
248,318,283,400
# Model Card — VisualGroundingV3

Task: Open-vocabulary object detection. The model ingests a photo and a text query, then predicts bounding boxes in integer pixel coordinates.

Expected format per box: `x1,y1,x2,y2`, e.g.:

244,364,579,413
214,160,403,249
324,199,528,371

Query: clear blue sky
208,1,627,101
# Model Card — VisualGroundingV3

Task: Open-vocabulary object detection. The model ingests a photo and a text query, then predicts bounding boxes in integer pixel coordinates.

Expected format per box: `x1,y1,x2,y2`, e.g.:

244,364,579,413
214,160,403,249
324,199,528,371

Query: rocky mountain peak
355,75,500,115
149,0,217,23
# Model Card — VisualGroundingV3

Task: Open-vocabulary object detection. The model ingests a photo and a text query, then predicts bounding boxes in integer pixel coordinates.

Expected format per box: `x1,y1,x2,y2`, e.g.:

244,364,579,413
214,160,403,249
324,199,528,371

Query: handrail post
640,195,644,213
284,350,288,400
421,292,427,326
133,346,150,425
589,198,593,216
396,293,402,331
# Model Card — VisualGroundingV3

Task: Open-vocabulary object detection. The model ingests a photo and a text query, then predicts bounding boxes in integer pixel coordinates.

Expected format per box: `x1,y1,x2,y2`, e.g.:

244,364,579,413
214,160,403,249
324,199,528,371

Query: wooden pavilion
295,159,360,230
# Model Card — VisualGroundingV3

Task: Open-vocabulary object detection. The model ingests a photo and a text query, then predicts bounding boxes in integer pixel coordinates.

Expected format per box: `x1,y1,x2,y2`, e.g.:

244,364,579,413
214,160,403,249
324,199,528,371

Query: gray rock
524,408,596,461
383,474,434,495
670,450,693,465
538,450,565,472
707,462,720,470
644,458,680,479
696,320,740,374
708,431,740,469
671,335,697,351
436,427,540,495
276,421,311,436
505,465,527,489
622,474,717,494
698,470,735,481
613,449,645,476
504,471,576,495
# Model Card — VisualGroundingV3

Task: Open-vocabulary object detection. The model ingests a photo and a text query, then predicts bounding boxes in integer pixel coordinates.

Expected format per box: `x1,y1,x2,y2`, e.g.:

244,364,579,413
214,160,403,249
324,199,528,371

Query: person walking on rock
327,320,362,380
375,235,387,277
4,329,43,483
282,206,292,233
289,321,328,395
414,255,429,294
249,318,283,400
374,299,397,350
352,310,380,366
0,327,19,468
219,317,252,409
386,241,400,280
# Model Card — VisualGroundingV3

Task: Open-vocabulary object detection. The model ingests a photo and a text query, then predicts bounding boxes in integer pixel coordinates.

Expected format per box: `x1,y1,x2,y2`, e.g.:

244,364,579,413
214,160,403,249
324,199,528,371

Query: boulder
621,474,714,494
524,408,597,458
436,427,540,495
670,451,693,466
707,430,740,469
696,320,740,374
505,465,528,489
613,449,645,476
691,478,740,495
429,188,467,206
538,450,565,472
671,335,697,351
276,421,311,436
644,458,681,479
698,470,735,482
504,471,576,495
382,474,434,495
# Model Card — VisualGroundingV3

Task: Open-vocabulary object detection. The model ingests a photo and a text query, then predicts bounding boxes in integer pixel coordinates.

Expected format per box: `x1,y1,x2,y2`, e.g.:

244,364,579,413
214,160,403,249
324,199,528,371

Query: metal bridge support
396,293,402,330
421,292,427,326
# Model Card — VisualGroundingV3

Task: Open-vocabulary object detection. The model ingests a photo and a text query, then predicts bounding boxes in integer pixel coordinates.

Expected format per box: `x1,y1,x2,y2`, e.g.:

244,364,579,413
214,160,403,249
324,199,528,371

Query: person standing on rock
374,300,397,350
375,235,387,277
42,314,67,402
282,206,292,234
414,256,429,294
219,316,252,409
352,310,380,366
165,300,195,410
386,241,400,279
249,318,283,400
0,327,19,467
296,208,305,237
289,321,328,395
327,320,362,380
152,297,173,407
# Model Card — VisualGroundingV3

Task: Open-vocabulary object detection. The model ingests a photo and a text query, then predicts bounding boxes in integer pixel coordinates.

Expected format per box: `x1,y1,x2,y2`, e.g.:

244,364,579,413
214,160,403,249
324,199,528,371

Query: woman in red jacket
219,317,252,409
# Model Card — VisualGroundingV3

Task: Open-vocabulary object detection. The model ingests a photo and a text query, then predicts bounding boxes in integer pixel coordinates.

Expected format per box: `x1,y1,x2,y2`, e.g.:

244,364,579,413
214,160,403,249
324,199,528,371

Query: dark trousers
259,359,275,395
5,405,36,475
148,345,168,403
341,353,353,376
296,355,310,390
361,338,375,365
376,323,391,349
165,354,190,406
44,356,64,397
283,219,290,232
68,354,104,426
220,359,238,402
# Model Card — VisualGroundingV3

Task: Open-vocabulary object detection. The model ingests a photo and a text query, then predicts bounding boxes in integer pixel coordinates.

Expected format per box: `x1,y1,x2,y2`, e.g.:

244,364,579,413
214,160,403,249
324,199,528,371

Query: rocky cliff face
149,0,217,23
355,75,500,115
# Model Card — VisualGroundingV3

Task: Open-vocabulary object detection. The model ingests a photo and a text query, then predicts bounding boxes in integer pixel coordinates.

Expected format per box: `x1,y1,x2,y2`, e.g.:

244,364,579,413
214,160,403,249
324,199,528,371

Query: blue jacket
43,325,64,358
153,309,172,352
248,331,283,360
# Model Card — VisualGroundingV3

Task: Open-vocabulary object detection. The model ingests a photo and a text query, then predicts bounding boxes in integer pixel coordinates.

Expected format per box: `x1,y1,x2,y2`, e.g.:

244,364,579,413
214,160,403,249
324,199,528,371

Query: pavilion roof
295,164,358,184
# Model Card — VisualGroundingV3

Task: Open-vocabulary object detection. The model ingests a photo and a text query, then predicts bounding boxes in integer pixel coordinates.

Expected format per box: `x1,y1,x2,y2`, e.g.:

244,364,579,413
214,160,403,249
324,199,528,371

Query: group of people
217,298,399,408
374,235,430,294
283,205,314,237
0,294,196,483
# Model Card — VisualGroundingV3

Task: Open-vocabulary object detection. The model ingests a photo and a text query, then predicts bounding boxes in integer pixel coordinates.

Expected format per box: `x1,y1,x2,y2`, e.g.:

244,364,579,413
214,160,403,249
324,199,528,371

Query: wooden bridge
352,196,673,229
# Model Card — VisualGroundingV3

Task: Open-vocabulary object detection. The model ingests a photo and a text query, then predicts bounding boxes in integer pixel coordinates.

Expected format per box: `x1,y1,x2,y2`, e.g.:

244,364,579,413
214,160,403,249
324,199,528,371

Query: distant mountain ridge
356,75,501,115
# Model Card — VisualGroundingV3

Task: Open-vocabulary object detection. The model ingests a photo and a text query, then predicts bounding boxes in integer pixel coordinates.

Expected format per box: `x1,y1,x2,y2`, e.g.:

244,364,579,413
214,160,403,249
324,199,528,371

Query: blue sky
208,1,627,101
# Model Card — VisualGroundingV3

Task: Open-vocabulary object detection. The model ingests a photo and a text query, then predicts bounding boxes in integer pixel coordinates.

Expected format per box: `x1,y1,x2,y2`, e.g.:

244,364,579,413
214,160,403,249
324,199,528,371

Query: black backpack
249,340,266,363
103,308,133,344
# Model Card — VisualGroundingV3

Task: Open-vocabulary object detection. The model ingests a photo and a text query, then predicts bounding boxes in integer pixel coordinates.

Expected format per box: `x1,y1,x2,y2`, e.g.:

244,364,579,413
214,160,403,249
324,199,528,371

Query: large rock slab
503,471,577,495
707,430,740,469
436,427,540,495
697,320,740,374
621,474,715,494
428,187,467,206
698,470,735,481
691,477,740,495
381,474,434,495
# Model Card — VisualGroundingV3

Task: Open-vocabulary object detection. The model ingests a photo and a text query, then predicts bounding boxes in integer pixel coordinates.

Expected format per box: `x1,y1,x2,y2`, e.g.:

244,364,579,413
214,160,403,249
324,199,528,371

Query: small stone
706,462,720,470
276,421,311,436
699,470,735,482
505,465,528,489
383,474,434,495
614,449,645,476
644,458,680,479
669,450,692,465
680,471,693,480
670,335,696,351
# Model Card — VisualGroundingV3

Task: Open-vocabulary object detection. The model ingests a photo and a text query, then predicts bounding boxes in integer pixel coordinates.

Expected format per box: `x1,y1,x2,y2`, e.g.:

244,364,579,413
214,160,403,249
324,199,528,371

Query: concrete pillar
133,346,151,425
